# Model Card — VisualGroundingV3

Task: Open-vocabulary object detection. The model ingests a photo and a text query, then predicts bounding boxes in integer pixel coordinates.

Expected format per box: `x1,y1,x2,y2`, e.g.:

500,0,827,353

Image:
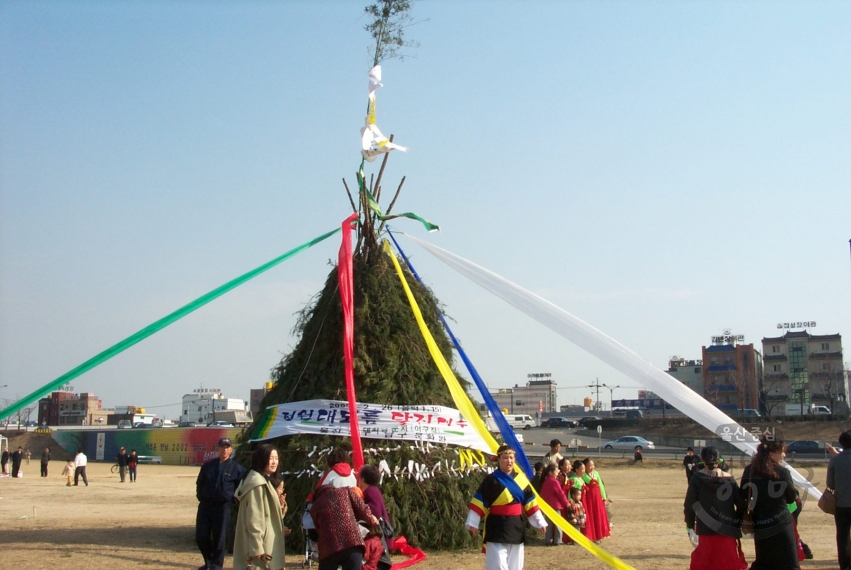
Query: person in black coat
741,437,799,570
683,447,699,481
11,446,23,478
40,447,51,477
116,447,129,482
684,446,747,570
195,437,246,570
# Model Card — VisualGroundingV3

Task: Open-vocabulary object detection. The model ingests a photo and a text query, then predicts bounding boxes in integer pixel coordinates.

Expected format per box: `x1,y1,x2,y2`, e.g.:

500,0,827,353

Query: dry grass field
0,457,840,570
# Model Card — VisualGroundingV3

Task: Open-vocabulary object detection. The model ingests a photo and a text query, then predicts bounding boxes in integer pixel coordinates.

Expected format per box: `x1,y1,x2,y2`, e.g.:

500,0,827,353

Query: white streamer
403,233,821,500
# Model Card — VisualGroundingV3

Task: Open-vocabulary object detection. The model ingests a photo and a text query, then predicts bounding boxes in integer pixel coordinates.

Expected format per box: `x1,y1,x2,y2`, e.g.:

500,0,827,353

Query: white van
811,405,831,415
505,414,536,430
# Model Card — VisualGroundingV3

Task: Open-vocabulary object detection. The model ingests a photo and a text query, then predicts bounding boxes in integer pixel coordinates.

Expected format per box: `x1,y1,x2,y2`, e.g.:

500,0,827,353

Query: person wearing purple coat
358,464,390,524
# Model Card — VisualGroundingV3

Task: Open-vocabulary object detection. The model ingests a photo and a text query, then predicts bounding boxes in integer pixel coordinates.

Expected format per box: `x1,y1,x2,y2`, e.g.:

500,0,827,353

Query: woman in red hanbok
581,458,610,542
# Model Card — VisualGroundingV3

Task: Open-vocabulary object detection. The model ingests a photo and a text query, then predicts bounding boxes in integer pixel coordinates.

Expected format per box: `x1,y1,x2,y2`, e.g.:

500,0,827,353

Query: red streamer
389,536,427,570
338,213,363,471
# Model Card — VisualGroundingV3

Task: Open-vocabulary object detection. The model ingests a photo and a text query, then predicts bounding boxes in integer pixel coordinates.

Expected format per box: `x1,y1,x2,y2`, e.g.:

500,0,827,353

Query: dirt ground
0,458,841,570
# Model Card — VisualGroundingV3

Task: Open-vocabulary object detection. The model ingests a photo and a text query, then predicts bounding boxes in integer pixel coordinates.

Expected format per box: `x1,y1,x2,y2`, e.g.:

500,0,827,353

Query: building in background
666,357,704,396
702,333,763,414
762,330,847,415
38,391,111,426
250,382,274,416
490,373,557,416
181,387,247,424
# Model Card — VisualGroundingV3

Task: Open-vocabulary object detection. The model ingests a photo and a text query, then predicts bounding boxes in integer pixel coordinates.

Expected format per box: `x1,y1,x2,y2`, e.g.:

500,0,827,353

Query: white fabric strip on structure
402,233,821,500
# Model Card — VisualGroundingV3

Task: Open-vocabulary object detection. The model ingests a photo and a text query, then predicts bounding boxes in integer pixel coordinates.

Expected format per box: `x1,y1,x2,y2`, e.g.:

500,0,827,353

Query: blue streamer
386,230,534,479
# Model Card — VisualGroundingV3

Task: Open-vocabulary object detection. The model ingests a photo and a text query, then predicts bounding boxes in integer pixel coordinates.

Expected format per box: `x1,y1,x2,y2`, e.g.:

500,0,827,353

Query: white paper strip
404,233,821,500
368,65,383,97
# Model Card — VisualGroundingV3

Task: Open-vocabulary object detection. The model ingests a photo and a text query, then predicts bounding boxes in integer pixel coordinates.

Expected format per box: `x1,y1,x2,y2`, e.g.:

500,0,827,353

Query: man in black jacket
40,447,51,477
195,438,246,570
116,447,129,482
683,447,698,482
11,446,23,478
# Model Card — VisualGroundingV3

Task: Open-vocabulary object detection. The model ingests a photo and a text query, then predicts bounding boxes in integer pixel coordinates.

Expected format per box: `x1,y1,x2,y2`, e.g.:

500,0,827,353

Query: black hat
218,438,232,447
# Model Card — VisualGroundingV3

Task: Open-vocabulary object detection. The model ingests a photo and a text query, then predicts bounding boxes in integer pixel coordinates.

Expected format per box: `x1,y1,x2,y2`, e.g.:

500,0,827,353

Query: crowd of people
532,439,611,547
195,440,392,570
682,430,851,570
185,430,851,570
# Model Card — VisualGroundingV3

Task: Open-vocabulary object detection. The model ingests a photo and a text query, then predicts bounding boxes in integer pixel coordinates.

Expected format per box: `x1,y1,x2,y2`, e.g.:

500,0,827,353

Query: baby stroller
301,505,320,568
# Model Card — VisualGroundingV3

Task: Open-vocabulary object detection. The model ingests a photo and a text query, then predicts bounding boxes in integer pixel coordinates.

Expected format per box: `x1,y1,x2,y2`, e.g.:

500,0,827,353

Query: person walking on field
684,446,747,570
25,448,31,465
1,445,9,475
11,446,23,478
116,447,129,482
73,449,88,486
40,447,50,477
195,438,246,570
61,458,75,486
827,430,851,570
128,449,138,482
466,445,547,570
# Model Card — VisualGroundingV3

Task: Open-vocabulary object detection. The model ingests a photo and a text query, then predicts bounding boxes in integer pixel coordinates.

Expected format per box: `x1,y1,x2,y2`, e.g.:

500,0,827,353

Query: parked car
117,420,132,429
207,420,235,428
603,436,655,450
540,417,578,429
785,440,821,454
177,421,199,428
578,416,602,427
504,414,536,430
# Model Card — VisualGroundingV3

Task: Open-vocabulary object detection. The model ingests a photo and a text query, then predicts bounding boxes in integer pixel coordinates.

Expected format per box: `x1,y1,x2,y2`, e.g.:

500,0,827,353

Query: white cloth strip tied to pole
403,233,822,500
361,65,408,162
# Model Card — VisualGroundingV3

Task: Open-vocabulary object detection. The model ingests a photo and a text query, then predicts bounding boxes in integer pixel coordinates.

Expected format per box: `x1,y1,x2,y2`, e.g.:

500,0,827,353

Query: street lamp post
602,383,619,416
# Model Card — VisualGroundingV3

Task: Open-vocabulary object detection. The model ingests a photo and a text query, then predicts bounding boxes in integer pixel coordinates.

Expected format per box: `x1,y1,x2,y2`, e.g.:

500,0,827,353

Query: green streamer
356,163,440,233
380,212,439,232
0,227,341,421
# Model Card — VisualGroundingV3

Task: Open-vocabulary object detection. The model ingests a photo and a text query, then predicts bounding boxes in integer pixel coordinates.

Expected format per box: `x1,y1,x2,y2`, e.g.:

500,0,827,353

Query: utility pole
587,377,603,413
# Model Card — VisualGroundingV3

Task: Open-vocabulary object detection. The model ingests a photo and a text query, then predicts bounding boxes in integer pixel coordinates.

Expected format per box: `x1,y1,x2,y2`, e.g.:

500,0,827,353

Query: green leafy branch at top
364,0,421,66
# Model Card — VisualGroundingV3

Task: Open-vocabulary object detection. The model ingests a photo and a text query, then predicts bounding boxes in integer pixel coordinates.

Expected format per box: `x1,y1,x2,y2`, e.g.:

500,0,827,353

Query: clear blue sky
1,2,849,420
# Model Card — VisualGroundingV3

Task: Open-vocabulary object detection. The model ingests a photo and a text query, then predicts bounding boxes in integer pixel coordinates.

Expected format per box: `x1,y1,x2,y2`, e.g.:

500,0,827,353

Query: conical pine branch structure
247,250,486,549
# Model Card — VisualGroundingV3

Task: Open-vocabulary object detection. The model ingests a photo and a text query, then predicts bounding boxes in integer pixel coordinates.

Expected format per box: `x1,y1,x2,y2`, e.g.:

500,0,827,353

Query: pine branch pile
241,251,486,550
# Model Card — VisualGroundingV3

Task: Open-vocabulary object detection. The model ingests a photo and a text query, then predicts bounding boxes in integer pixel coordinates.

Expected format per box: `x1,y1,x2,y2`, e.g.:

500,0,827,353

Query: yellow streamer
383,240,634,570
471,449,486,467
459,449,470,470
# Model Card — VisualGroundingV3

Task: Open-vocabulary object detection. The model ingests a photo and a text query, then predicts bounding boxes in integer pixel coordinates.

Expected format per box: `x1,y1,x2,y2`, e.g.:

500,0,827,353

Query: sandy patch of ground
0,459,839,569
